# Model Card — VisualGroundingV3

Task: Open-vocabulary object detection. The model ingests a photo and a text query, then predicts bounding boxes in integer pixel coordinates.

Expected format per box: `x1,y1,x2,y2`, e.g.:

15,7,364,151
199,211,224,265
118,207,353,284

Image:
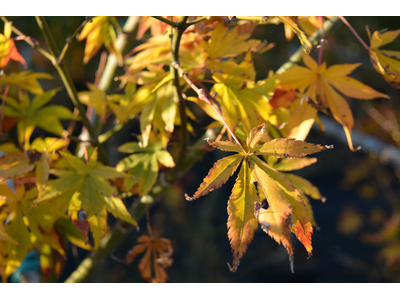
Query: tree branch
170,16,189,174
338,16,370,52
58,16,93,64
35,16,109,165
152,16,176,27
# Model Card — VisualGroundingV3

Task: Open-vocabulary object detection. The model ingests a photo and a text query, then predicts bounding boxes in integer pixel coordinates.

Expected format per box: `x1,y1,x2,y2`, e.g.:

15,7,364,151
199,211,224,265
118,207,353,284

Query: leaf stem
35,16,109,165
172,62,245,152
58,16,93,64
338,16,370,52
152,16,176,27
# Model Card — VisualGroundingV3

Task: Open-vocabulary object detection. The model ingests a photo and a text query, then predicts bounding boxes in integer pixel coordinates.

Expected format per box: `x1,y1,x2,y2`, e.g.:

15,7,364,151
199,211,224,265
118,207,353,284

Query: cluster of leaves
0,16,399,282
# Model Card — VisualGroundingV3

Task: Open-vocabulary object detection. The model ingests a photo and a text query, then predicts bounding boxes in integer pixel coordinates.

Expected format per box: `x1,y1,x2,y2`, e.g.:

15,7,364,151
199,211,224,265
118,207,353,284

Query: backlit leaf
78,16,123,65
254,138,332,158
0,22,27,70
185,154,243,201
367,27,400,88
279,53,388,150
277,16,313,54
227,159,259,271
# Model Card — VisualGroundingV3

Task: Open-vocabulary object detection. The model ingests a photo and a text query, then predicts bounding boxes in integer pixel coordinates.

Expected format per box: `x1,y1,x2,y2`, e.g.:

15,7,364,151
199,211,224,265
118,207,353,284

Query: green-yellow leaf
227,159,259,272
273,157,317,172
254,138,332,157
102,196,137,226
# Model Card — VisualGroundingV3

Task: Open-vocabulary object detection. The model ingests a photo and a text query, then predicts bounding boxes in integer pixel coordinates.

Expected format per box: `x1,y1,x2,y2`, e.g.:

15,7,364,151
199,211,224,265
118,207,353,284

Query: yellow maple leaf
279,53,389,151
78,16,123,65
366,27,400,89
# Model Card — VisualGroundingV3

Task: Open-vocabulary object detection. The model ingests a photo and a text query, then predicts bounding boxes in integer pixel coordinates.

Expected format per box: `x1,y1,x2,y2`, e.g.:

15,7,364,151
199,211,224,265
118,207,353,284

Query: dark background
4,16,400,283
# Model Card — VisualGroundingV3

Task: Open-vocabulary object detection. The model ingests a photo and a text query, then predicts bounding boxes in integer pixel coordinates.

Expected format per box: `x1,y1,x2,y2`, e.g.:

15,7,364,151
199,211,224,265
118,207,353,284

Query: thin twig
186,16,209,27
146,205,154,240
58,16,93,64
94,51,109,87
338,16,370,52
317,16,325,66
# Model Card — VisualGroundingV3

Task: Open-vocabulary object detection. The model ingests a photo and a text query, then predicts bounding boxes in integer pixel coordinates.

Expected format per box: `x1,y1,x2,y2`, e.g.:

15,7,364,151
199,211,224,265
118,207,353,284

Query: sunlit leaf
78,16,123,65
279,53,388,150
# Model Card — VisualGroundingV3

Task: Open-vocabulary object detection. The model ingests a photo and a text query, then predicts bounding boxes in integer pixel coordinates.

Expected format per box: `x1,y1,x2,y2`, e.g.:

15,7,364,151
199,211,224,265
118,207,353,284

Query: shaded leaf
121,234,173,283
367,27,400,88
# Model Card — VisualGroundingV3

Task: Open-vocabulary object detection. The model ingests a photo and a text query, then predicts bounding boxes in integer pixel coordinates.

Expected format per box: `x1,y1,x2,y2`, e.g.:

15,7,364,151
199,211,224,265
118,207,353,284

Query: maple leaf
31,137,70,198
78,16,123,65
0,70,53,94
209,52,273,135
278,53,389,151
202,21,262,72
121,234,173,283
2,88,79,146
0,152,36,180
78,83,108,120
277,16,313,54
38,149,137,249
136,16,178,39
116,139,175,196
0,184,66,279
0,21,27,70
185,124,332,272
366,27,400,89
114,67,179,148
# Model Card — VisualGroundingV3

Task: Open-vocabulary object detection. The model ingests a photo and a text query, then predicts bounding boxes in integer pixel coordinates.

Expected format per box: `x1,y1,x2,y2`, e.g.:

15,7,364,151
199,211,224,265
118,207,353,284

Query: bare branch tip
184,193,194,201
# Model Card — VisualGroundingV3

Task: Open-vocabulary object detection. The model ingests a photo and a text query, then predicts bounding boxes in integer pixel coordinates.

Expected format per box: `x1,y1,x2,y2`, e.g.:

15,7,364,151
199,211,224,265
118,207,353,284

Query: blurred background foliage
3,16,400,283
